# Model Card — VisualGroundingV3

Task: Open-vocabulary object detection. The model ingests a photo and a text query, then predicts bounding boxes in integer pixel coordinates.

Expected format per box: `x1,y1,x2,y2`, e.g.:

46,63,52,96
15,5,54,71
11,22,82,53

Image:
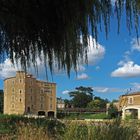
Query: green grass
80,113,108,119
60,113,108,120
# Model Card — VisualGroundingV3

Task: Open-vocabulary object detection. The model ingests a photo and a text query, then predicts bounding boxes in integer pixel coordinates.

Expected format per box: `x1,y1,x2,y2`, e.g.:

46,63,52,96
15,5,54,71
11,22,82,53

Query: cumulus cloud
111,61,140,77
0,36,105,79
0,59,18,79
0,57,46,79
131,38,140,52
86,36,105,65
94,86,124,93
76,65,86,72
95,66,100,71
62,90,70,95
130,83,140,92
76,73,89,80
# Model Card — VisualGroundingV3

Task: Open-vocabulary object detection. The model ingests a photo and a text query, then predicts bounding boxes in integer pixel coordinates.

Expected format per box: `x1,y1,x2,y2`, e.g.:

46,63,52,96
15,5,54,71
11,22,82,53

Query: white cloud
76,65,86,72
95,66,100,70
62,90,70,95
0,36,105,79
0,57,46,79
111,61,140,77
86,36,105,65
94,86,124,93
131,38,140,52
76,73,89,80
0,59,18,79
130,83,140,92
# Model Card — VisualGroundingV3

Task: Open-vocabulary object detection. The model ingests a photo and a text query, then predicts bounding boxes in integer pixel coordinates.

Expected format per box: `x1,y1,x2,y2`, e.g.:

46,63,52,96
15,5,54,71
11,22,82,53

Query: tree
108,103,118,119
0,1,139,75
87,96,109,110
64,99,72,108
69,86,93,108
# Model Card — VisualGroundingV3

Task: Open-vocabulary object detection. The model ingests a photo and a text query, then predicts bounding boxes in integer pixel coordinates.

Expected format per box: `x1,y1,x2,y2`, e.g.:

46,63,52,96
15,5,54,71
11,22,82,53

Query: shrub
107,103,118,119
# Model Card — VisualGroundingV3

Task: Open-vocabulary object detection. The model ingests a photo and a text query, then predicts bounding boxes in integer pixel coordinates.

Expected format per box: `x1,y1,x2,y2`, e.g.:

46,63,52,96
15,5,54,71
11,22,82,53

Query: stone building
57,97,65,109
119,92,140,119
4,71,56,117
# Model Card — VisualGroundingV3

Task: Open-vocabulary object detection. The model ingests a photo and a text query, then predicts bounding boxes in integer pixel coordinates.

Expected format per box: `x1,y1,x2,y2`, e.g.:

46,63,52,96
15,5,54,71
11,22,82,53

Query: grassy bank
57,112,108,120
0,114,139,140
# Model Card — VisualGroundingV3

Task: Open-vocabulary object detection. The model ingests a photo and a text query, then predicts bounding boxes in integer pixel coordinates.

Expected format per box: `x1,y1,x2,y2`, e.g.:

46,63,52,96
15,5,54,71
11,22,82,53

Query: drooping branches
0,0,139,76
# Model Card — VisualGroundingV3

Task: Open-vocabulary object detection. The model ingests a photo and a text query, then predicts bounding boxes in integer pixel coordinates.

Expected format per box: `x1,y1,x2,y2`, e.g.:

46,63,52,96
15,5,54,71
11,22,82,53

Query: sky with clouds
1,6,140,101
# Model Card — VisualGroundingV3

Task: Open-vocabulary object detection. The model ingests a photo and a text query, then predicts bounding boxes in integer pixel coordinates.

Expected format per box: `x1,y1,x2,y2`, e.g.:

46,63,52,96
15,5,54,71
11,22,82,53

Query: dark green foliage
69,86,93,108
47,120,65,138
0,114,65,138
64,99,72,108
108,103,118,119
87,96,109,110
0,1,139,75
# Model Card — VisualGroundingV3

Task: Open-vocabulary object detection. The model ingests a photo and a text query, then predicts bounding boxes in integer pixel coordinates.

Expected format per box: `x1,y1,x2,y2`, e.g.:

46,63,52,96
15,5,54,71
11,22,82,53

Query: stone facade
118,92,140,119
4,71,56,117
57,98,65,109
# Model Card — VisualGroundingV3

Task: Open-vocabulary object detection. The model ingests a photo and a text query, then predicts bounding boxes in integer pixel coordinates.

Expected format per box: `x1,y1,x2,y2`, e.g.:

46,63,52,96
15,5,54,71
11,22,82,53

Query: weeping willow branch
0,0,139,76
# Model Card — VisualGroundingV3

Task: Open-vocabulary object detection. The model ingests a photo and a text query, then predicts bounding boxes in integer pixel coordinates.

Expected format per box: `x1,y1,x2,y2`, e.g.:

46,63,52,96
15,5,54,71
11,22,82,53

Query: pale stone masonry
118,92,140,119
4,71,56,117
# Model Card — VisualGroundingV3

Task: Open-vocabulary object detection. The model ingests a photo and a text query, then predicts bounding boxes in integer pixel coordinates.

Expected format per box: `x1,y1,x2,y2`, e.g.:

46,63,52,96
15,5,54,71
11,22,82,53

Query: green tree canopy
87,96,109,110
0,0,139,75
69,86,93,108
108,103,118,119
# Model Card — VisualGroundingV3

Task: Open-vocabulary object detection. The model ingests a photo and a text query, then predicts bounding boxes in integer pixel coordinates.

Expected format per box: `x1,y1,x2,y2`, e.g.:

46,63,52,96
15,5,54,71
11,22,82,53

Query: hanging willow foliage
0,0,139,76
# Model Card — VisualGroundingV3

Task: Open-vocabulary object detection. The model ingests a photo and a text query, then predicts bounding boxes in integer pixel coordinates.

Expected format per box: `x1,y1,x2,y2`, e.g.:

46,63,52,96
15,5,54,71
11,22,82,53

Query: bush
108,103,118,119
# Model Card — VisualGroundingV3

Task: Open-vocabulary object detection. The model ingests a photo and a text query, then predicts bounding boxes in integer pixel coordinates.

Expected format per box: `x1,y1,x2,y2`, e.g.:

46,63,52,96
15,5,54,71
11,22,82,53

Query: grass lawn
61,113,108,120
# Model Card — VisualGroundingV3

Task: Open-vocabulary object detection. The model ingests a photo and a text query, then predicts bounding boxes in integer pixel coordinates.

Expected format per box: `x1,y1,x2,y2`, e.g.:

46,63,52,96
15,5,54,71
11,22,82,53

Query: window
40,96,44,101
19,89,22,94
30,88,32,93
12,80,14,85
40,89,44,94
31,96,32,101
12,88,14,94
128,97,133,104
30,80,33,85
19,79,22,83
11,103,15,109
40,104,43,109
11,95,15,101
19,98,22,102
50,104,52,109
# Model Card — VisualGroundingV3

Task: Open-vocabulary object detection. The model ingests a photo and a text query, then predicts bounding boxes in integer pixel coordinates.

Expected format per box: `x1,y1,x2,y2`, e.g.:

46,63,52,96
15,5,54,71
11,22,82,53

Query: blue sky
1,8,140,101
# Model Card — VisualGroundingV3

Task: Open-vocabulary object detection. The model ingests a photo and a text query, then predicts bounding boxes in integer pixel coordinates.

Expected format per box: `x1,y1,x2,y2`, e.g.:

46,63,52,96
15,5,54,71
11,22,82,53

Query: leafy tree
69,86,93,108
0,1,139,75
112,99,118,103
108,103,118,119
64,99,72,108
87,96,109,110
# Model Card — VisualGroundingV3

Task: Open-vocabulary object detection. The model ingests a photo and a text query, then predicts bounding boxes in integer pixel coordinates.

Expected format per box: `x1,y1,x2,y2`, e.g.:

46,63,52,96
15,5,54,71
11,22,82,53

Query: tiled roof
122,92,140,97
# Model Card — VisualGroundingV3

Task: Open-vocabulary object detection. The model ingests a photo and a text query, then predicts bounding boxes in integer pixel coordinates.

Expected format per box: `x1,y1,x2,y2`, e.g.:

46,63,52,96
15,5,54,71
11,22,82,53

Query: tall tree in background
0,1,139,75
69,86,93,108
